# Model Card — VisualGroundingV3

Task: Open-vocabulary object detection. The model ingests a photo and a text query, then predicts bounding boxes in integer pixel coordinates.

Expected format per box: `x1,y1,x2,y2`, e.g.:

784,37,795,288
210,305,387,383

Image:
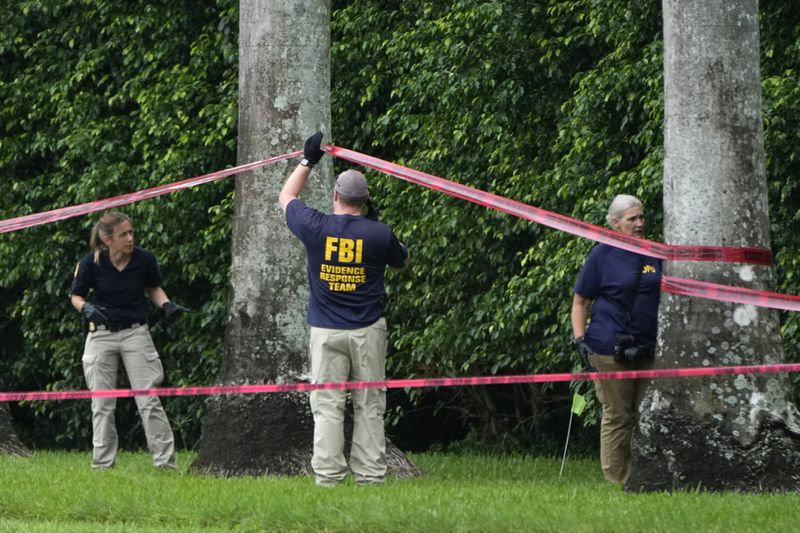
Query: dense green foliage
761,4,800,396
0,0,239,448
1,0,798,452
332,0,666,449
3,451,800,531
332,0,800,450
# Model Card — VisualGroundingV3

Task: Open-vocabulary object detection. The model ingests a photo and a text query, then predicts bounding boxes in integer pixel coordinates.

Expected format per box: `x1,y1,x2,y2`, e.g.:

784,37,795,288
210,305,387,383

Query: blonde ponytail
89,212,131,264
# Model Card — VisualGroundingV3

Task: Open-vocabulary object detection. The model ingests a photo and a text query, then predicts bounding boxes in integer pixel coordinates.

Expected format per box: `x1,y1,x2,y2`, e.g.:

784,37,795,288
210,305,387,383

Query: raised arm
280,131,325,213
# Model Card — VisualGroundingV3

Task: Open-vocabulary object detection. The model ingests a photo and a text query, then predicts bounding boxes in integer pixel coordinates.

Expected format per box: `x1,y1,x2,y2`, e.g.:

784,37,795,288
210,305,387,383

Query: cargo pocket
82,352,98,390
143,349,165,387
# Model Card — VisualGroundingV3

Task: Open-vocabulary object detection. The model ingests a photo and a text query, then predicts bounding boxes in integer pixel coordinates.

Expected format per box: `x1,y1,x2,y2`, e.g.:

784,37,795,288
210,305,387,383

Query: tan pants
589,352,653,484
82,324,176,469
309,318,387,485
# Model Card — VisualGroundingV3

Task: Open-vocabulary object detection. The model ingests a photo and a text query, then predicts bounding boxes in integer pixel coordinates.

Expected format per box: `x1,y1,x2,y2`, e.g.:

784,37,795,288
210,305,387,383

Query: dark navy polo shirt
71,246,163,325
574,244,662,355
286,199,408,329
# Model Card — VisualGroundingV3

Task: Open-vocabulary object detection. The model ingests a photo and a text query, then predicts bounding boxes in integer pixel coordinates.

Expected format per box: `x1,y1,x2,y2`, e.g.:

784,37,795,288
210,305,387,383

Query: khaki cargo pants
82,324,176,469
309,318,387,486
589,352,653,484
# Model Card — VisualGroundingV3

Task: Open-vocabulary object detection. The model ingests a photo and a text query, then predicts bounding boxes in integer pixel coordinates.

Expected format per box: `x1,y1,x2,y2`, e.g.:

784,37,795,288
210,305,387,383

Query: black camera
614,334,655,364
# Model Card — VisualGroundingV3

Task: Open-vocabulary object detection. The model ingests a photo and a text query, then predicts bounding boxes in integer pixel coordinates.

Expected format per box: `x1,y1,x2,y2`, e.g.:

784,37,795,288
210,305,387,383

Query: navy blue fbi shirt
286,199,408,329
574,244,662,355
71,247,164,325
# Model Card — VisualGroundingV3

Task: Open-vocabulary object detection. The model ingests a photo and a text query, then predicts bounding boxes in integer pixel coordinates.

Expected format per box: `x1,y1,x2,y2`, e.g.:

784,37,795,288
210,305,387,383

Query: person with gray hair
605,194,643,226
280,132,409,487
570,194,662,484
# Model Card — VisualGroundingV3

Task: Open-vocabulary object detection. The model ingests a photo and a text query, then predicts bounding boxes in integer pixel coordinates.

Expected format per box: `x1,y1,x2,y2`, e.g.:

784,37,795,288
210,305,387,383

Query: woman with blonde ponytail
70,212,189,470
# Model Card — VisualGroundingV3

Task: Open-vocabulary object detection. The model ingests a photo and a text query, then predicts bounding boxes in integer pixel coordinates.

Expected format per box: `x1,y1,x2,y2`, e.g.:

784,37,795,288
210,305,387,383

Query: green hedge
1,0,798,452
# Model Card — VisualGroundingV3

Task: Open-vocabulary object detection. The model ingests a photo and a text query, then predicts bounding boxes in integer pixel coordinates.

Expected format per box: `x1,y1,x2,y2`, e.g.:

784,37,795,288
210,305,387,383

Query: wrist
299,158,314,168
573,335,584,345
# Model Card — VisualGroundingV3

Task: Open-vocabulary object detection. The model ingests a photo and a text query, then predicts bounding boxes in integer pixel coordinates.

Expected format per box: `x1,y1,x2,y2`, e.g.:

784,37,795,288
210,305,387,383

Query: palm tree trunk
627,0,800,492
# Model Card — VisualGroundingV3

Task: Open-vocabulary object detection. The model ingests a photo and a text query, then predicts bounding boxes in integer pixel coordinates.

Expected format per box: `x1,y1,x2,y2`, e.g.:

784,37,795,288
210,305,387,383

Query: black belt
92,322,142,333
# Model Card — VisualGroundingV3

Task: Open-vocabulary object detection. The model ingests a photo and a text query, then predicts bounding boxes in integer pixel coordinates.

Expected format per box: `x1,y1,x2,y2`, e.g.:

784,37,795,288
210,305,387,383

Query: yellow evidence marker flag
571,392,587,416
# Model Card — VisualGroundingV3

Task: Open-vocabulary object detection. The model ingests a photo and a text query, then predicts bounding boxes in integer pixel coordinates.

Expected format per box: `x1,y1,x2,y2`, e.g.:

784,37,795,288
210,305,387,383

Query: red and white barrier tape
325,145,773,266
0,144,772,265
663,275,800,312
0,145,797,402
329,145,800,311
0,148,795,311
0,151,301,234
2,363,798,402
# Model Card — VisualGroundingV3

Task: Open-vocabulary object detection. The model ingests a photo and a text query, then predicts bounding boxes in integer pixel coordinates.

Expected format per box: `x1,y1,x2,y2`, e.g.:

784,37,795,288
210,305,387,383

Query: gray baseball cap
334,169,369,198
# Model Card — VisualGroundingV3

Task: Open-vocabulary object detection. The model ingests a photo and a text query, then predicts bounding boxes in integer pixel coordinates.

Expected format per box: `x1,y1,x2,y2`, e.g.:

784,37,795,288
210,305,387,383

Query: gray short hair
606,194,643,226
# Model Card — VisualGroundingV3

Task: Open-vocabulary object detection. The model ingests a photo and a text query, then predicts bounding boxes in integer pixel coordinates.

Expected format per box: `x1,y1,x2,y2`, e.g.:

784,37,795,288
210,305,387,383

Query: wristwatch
573,336,584,345
300,158,313,168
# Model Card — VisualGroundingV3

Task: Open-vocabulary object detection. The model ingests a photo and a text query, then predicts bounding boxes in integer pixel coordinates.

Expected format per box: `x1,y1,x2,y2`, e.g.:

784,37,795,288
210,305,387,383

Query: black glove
303,131,325,165
574,337,595,371
162,301,190,321
81,302,108,324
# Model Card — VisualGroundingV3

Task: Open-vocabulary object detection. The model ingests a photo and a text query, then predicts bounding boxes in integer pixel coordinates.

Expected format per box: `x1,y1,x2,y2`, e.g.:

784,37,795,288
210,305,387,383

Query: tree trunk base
191,391,423,479
0,402,31,457
627,413,800,492
386,439,425,479
191,392,314,477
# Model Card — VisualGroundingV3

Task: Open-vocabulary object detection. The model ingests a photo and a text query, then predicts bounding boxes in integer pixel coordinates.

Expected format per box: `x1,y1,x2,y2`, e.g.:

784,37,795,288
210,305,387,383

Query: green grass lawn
1,450,798,532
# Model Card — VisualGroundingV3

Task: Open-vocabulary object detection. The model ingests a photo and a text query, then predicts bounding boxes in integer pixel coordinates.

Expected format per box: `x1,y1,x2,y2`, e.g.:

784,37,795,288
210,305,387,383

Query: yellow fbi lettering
642,265,657,274
323,237,365,291
320,264,366,285
320,264,363,292
324,236,363,263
